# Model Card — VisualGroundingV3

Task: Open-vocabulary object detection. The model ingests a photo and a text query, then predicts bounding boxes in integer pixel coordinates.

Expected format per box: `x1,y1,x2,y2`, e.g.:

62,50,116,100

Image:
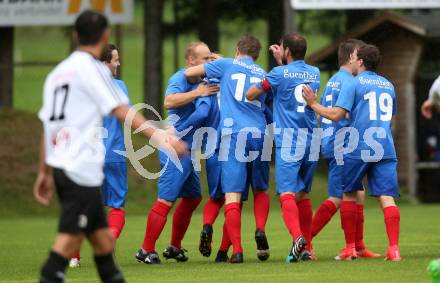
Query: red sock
171,197,202,249
297,198,313,249
340,200,358,249
225,202,243,254
253,191,270,231
355,204,366,250
280,194,302,241
108,208,126,239
72,250,80,260
311,199,338,239
203,197,224,225
219,221,232,252
142,201,171,252
383,206,400,247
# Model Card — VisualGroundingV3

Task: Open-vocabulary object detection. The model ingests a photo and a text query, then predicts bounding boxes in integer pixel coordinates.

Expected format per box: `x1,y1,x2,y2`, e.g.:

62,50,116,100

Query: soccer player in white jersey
34,10,186,283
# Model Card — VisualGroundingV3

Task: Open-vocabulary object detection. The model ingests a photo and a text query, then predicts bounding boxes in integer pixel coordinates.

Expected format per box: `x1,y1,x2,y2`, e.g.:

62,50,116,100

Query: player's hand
196,83,220,97
167,134,189,157
302,84,318,106
33,172,54,206
269,44,283,66
421,99,433,120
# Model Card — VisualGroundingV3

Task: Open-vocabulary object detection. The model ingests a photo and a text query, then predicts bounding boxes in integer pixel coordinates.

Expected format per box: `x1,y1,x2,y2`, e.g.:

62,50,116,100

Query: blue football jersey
320,69,353,158
103,79,130,163
204,57,267,134
335,70,397,160
165,68,199,145
261,60,320,148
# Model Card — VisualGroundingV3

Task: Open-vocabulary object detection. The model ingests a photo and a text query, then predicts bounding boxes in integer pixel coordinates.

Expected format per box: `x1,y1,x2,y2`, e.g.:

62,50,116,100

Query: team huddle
33,10,401,283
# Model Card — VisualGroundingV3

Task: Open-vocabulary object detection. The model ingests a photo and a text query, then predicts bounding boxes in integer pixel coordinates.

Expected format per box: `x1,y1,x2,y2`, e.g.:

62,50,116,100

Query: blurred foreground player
34,10,186,283
70,44,131,268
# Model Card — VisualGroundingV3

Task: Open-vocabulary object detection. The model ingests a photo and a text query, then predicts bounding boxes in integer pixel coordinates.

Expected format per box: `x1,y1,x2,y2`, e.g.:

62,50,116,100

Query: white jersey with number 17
38,50,129,187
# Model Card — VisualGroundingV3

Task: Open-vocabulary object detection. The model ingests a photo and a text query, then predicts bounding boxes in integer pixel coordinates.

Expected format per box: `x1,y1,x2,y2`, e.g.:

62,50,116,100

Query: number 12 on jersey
231,73,262,107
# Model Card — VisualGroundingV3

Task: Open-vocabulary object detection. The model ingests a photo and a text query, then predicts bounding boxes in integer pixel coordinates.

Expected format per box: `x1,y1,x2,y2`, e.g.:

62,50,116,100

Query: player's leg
87,228,125,283
224,192,243,263
295,158,318,260
136,152,189,264
164,169,202,262
200,153,224,257
40,169,95,281
215,220,231,263
220,134,247,263
275,148,306,263
337,159,368,261
40,233,84,283
369,159,401,261
354,190,381,258
311,158,341,241
105,162,128,240
250,158,270,261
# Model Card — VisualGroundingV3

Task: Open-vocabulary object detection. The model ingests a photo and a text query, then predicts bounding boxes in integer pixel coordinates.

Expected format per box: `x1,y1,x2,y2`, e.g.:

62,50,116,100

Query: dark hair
338,39,365,67
237,35,261,60
101,44,117,63
357,44,381,71
74,10,108,45
281,33,307,60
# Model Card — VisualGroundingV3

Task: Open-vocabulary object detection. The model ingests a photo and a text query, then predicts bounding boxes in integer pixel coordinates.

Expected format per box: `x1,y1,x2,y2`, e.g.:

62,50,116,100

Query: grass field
1,204,440,283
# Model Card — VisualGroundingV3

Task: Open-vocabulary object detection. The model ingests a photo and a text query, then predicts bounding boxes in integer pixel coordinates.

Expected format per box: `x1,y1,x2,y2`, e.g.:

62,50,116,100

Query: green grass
1,204,439,282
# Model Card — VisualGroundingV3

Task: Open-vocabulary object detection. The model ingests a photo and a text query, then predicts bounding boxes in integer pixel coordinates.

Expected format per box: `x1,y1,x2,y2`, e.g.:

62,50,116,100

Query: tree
197,0,220,51
144,0,164,117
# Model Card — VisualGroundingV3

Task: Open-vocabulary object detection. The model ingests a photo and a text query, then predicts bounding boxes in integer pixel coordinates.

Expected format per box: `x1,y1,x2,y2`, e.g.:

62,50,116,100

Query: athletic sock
279,194,302,241
94,253,125,283
170,197,202,249
203,197,224,225
311,199,338,239
225,202,243,254
219,221,232,252
253,191,270,231
108,208,126,240
355,204,366,250
383,206,400,247
340,200,358,249
72,250,80,260
39,251,69,283
297,198,313,250
142,201,171,252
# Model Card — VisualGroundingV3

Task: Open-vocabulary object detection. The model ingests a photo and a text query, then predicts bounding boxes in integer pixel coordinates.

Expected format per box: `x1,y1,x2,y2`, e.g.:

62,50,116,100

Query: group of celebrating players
33,10,401,283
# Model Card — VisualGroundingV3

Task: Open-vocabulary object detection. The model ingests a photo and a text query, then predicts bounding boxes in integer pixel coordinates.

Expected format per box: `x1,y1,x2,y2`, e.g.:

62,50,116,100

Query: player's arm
174,101,210,133
184,64,206,83
303,84,347,121
33,134,54,206
112,105,188,156
164,83,219,109
247,77,273,101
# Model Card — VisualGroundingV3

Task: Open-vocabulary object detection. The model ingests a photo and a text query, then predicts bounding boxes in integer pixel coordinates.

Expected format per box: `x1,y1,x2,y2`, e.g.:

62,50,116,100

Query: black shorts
53,168,108,235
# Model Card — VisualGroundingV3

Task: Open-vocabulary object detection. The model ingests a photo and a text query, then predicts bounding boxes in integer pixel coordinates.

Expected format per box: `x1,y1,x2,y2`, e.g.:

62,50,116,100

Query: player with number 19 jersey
335,70,398,197
258,60,320,195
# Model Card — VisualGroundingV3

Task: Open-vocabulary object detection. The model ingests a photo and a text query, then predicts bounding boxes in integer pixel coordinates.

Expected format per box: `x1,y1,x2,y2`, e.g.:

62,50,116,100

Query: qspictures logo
68,0,124,14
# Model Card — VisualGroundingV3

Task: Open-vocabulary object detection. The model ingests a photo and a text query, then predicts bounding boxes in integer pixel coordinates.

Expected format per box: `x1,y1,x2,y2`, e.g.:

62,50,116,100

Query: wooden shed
307,11,440,202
